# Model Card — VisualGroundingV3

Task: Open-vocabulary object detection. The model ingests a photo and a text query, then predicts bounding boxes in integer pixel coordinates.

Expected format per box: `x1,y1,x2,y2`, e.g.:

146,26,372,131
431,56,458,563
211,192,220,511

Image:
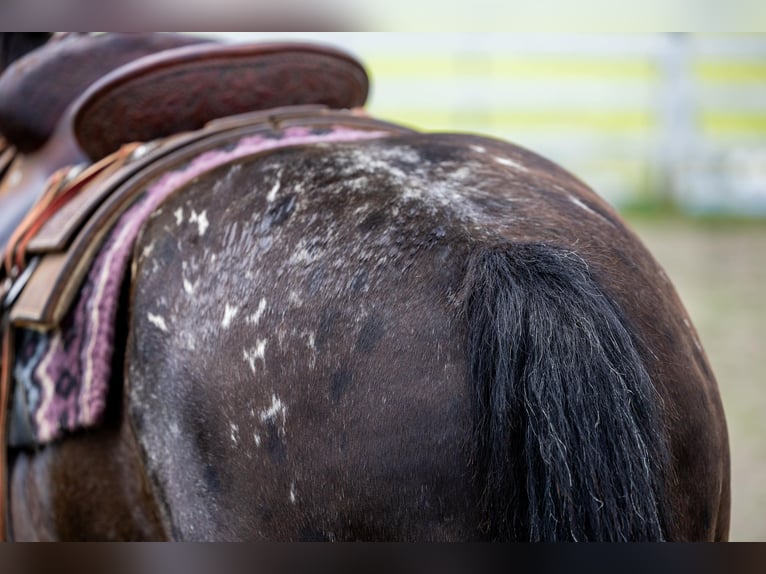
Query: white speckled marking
682,318,703,351
141,242,155,259
183,278,195,295
288,290,303,307
243,339,267,373
494,155,528,172
222,304,239,328
253,432,261,446
246,298,267,325
147,313,168,332
260,393,286,424
569,195,597,216
267,169,283,202
289,482,297,504
174,207,184,225
190,209,209,236
470,144,486,154
230,423,239,445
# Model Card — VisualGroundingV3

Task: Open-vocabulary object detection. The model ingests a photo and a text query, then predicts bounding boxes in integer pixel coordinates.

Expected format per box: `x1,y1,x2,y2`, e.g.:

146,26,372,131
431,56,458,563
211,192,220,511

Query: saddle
0,33,409,540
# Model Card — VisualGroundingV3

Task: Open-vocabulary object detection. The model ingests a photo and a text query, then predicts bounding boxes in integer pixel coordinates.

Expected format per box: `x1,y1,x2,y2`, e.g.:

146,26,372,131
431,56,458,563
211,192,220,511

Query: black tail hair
465,243,671,541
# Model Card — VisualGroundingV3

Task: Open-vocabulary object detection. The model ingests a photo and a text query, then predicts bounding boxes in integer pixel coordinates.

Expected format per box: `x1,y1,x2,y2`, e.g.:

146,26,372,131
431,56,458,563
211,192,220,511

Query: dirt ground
626,216,766,542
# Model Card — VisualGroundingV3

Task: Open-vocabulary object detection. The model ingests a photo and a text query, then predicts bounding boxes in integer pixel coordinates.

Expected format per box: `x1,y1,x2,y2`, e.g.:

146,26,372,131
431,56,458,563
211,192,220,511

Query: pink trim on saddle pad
18,126,389,443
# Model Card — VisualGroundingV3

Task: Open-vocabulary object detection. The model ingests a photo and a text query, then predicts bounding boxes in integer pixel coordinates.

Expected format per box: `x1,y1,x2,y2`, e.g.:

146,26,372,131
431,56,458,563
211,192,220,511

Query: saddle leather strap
0,139,13,185
2,143,139,277
0,144,137,542
0,321,12,541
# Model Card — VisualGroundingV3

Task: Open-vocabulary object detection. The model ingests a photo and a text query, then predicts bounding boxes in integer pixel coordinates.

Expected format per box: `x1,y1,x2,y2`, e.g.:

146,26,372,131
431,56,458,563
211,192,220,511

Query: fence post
657,32,697,209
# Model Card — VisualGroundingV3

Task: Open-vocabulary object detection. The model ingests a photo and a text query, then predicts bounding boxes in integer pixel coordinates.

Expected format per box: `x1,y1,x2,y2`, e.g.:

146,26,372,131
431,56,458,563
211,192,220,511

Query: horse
1,33,730,541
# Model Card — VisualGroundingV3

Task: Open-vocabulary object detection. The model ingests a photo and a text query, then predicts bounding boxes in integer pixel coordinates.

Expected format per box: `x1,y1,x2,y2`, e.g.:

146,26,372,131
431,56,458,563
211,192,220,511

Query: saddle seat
0,33,214,154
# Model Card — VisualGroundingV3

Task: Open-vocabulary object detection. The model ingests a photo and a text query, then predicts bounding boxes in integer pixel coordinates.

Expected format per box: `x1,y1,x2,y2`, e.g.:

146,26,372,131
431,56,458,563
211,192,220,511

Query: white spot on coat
147,313,168,332
470,144,486,154
174,207,184,225
267,170,283,202
222,304,239,328
569,195,597,216
230,423,239,445
246,298,267,325
289,482,297,504
141,242,155,259
288,290,303,307
494,155,528,172
190,209,209,236
183,278,195,294
260,393,286,423
254,432,261,446
258,393,287,441
243,339,267,373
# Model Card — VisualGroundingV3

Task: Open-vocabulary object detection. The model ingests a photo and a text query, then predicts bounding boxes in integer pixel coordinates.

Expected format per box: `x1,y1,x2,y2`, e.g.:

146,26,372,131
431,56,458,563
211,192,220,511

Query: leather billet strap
2,144,139,277
1,318,13,540
0,139,13,181
0,256,38,541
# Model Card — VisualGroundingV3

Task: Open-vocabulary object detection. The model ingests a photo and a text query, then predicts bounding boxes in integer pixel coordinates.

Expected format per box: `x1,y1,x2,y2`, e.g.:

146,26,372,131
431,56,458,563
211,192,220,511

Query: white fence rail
214,33,766,214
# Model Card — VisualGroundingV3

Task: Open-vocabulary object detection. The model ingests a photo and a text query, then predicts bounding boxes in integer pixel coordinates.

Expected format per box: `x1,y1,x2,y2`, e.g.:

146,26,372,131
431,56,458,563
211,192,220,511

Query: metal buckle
128,141,160,162
0,277,10,309
1,257,39,313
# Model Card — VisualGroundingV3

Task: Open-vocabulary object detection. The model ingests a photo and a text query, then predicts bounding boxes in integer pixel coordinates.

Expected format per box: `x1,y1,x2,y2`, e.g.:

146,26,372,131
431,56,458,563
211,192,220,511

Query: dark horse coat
9,132,730,541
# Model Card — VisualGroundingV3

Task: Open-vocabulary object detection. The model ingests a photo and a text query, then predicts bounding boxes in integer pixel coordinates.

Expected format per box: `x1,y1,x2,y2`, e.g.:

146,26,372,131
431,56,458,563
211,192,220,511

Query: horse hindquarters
465,243,671,541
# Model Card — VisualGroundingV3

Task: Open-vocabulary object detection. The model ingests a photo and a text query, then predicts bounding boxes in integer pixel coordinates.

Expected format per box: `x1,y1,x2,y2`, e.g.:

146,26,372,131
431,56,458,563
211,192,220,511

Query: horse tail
465,243,671,541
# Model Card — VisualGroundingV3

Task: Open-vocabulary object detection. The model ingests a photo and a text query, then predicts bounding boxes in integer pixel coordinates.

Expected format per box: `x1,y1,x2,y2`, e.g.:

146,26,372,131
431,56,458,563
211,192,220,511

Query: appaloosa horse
1,33,729,541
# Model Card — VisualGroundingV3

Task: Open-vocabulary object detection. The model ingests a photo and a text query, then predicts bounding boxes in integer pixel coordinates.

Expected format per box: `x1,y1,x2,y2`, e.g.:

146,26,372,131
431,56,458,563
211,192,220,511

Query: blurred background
227,33,765,540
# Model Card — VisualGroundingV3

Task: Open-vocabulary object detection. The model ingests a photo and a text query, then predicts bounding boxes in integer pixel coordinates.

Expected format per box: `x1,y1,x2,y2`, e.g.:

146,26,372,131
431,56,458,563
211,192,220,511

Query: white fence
214,33,766,214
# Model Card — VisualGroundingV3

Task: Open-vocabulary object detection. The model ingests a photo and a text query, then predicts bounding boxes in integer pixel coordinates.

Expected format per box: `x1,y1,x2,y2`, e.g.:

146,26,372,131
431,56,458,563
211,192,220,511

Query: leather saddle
0,33,410,540
0,34,371,255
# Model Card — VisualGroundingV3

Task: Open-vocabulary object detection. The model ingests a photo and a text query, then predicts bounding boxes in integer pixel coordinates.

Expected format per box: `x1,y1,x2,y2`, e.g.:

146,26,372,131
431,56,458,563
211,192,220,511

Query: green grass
620,197,766,228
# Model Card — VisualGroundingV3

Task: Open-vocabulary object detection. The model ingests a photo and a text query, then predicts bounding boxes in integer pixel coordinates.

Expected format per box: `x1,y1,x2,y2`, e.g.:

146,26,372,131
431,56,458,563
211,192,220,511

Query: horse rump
465,243,672,541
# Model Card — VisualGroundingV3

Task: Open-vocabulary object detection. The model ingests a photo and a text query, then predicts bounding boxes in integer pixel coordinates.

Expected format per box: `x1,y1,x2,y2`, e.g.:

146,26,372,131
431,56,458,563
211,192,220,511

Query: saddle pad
12,124,391,444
